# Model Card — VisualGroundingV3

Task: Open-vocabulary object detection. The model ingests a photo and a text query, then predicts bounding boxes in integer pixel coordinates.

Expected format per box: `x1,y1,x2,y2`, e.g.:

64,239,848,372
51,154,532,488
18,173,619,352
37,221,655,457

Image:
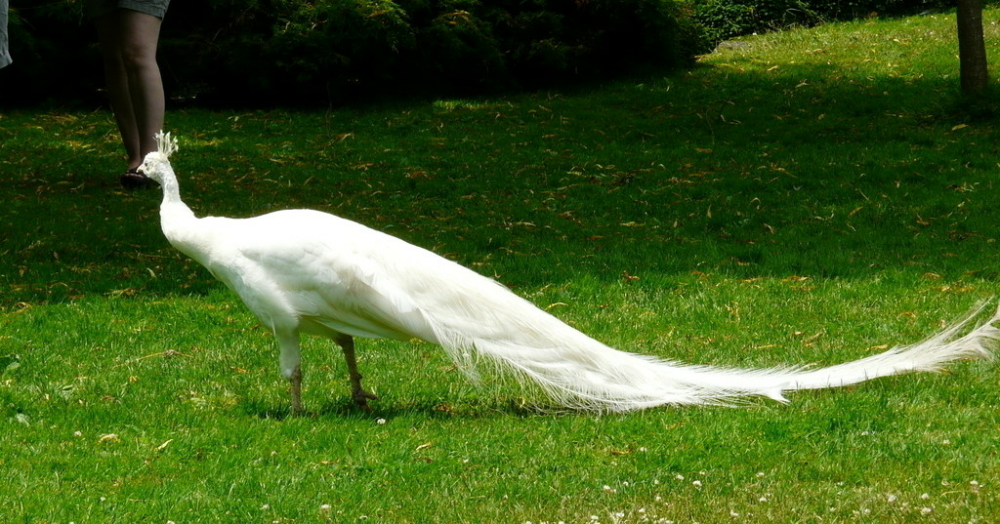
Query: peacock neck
158,171,186,208
157,171,201,252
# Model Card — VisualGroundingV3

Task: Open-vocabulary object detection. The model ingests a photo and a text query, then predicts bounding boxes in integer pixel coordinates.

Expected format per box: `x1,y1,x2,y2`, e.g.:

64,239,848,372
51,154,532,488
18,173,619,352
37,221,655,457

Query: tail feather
790,301,998,390
430,300,999,412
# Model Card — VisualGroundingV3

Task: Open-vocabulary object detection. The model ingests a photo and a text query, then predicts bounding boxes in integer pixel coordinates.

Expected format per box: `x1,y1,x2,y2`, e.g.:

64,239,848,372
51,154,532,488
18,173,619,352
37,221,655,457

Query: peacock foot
352,389,379,412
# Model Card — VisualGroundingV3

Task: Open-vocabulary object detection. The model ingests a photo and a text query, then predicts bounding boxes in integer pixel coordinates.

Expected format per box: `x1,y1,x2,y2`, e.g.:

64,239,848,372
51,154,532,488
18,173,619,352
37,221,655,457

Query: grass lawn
2,9,1000,524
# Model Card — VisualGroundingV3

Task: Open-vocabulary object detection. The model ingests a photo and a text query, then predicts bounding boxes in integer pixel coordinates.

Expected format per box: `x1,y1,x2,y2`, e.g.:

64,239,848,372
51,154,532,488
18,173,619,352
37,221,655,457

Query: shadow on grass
242,395,550,421
3,22,1000,309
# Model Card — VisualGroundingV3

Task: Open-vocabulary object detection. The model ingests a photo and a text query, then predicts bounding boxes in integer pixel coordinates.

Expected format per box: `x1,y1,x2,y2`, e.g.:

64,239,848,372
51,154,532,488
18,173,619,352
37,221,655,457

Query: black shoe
120,168,158,190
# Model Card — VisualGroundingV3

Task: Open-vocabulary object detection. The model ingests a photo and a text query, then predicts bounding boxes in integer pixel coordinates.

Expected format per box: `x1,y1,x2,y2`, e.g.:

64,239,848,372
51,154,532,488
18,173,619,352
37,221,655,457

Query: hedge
689,0,962,46
1,0,697,107
1,0,979,107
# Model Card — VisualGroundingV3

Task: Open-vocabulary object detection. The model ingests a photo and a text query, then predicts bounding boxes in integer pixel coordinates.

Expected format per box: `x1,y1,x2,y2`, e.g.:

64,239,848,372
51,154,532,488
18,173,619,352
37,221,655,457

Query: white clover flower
921,507,933,515
692,480,702,487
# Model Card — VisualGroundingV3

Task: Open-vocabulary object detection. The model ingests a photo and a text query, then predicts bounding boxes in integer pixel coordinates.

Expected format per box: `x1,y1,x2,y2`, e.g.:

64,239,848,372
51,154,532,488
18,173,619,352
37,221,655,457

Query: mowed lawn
1,9,999,524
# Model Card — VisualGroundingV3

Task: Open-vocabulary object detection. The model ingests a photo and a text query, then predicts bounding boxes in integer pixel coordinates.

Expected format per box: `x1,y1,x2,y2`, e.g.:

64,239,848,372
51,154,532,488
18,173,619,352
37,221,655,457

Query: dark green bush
404,0,511,92
690,0,817,46
483,0,695,87
2,2,97,104
690,0,956,47
1,0,695,107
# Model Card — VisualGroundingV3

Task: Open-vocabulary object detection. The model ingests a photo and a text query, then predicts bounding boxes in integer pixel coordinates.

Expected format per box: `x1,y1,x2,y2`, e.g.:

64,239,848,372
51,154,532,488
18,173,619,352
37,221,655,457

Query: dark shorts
86,0,171,20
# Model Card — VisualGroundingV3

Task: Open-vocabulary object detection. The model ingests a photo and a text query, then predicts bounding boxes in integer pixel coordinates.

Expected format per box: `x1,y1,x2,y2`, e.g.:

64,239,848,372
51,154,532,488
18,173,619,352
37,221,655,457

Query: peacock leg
276,329,304,415
289,365,303,415
335,334,378,410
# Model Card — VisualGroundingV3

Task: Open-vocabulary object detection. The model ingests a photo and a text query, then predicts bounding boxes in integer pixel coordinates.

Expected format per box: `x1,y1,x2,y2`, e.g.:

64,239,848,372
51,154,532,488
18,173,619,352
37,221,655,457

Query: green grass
3,10,1000,523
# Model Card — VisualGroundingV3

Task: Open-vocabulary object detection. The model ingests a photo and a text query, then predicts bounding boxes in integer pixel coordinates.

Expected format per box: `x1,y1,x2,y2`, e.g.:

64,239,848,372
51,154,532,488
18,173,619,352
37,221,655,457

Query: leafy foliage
690,0,959,45
2,0,694,106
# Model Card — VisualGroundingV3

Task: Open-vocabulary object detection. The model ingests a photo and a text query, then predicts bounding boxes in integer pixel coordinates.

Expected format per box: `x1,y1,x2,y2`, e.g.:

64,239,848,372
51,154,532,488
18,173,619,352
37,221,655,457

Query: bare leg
335,334,378,410
94,10,165,170
1,0,13,69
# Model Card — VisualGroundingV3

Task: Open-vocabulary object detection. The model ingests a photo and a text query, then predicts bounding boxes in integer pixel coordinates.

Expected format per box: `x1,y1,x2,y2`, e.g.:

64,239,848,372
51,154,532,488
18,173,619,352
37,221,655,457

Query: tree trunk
957,0,989,95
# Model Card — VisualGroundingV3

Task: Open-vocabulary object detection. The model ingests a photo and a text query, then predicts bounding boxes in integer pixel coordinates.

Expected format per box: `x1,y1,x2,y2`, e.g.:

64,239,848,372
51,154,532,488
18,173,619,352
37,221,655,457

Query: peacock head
137,131,179,185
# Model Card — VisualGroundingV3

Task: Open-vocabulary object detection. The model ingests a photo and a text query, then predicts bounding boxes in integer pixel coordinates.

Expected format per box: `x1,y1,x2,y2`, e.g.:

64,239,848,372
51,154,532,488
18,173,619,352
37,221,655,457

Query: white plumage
138,132,999,414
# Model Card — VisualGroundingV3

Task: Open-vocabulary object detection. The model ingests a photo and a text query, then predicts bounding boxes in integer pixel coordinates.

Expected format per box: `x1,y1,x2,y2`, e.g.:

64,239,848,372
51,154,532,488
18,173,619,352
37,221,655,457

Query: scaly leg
289,365,303,416
335,334,378,410
275,329,304,416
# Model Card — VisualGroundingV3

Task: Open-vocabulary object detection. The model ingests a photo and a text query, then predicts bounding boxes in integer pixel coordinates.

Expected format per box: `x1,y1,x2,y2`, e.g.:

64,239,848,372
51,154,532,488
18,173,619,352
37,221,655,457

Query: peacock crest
155,131,179,158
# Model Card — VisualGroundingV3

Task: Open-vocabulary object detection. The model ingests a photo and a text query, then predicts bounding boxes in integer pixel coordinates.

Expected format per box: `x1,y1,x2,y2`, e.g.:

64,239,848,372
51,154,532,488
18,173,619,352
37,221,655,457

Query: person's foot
120,167,158,189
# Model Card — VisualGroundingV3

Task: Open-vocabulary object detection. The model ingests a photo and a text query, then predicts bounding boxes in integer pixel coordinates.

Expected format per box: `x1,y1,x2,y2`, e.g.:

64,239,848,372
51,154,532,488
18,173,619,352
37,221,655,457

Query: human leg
93,7,165,189
0,0,12,69
115,9,165,165
95,13,142,169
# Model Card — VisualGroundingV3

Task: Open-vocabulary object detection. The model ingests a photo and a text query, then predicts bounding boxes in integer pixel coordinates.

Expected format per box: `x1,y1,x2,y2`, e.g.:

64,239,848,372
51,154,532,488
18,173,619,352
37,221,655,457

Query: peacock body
138,132,999,414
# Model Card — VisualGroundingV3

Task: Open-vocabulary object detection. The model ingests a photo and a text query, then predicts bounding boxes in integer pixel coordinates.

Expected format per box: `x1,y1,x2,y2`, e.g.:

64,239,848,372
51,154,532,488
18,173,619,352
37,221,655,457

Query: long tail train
427,298,1000,412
